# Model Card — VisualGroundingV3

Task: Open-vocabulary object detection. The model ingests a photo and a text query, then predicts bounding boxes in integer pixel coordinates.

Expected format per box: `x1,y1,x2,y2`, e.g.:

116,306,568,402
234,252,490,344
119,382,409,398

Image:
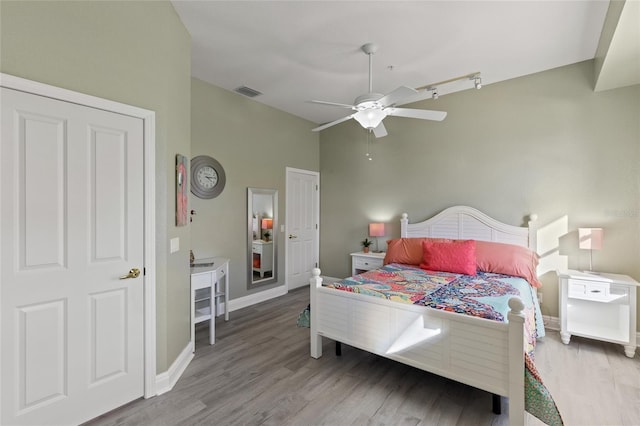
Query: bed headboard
400,205,537,251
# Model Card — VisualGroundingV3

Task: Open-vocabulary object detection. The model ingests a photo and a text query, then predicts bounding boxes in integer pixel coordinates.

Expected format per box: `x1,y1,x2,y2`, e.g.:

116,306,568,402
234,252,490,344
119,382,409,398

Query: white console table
190,257,229,347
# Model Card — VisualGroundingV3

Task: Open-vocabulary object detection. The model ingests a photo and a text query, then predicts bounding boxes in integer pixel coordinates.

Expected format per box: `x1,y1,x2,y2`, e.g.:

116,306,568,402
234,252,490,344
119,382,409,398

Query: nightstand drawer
353,256,383,271
191,273,212,290
568,279,610,301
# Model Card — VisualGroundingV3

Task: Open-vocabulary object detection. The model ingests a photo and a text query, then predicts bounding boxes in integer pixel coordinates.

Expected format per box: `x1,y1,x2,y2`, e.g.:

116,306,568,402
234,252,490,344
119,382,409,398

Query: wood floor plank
85,286,640,426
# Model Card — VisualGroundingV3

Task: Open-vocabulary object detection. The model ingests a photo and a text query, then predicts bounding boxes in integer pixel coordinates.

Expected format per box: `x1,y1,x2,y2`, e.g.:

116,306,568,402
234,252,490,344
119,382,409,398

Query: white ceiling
172,1,615,126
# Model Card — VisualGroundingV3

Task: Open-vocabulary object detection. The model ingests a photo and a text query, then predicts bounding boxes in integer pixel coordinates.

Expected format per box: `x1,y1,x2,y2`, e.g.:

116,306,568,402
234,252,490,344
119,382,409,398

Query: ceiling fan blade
372,122,388,138
311,114,354,132
308,100,356,109
386,108,447,121
377,86,419,108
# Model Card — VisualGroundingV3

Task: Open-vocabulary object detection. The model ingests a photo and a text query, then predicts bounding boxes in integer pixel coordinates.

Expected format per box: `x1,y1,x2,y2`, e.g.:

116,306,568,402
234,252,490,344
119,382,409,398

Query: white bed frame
310,206,538,426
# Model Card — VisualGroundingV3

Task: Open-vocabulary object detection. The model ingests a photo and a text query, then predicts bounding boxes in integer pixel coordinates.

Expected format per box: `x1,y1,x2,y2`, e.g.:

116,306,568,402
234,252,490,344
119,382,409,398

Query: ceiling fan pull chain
366,129,373,160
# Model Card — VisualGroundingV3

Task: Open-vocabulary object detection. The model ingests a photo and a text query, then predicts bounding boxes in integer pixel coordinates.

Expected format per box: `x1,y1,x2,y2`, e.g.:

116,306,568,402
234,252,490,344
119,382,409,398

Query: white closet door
1,87,145,425
286,168,319,290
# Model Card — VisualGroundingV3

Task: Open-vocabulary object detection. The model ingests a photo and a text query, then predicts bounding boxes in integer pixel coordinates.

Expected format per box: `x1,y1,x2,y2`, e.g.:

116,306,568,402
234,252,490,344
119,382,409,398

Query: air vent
234,86,262,98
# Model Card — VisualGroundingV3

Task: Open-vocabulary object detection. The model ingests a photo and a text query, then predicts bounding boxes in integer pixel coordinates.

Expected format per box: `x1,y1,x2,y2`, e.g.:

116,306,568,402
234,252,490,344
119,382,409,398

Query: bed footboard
309,268,526,425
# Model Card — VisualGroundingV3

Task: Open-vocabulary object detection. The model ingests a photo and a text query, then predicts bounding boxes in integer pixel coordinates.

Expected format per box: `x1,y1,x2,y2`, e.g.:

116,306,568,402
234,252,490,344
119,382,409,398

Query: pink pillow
384,238,451,265
420,239,476,276
475,240,542,288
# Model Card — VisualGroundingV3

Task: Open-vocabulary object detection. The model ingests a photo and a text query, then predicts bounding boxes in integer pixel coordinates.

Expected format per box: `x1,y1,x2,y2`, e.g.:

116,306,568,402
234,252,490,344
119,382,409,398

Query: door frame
0,73,157,398
285,167,320,291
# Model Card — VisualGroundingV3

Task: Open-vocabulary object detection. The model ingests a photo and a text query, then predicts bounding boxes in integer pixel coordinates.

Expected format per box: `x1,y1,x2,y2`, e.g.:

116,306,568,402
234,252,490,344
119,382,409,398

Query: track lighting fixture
416,71,483,98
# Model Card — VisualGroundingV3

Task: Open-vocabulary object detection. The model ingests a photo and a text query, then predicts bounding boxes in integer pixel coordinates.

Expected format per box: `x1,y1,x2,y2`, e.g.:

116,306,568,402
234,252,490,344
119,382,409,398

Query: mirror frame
247,187,278,288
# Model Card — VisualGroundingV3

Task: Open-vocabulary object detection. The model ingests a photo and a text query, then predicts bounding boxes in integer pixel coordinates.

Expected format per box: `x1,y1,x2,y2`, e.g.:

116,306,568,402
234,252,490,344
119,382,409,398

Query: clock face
197,165,218,189
191,156,226,199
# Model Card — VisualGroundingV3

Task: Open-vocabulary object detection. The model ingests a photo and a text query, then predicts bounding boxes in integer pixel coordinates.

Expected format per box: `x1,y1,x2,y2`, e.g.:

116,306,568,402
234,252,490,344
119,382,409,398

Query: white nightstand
558,269,638,358
350,251,385,275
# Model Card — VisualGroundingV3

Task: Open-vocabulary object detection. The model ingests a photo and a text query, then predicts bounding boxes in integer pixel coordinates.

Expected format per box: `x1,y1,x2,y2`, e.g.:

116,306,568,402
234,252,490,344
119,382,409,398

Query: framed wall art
176,154,188,226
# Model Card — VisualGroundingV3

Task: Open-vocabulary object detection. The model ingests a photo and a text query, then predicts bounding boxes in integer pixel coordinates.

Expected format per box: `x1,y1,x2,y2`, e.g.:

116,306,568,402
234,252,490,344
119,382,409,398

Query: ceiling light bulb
353,109,386,129
475,77,482,89
432,89,439,100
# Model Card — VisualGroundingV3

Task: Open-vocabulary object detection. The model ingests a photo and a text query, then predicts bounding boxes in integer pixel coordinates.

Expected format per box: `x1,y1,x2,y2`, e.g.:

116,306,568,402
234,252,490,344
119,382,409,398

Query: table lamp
578,228,603,272
369,222,385,253
261,218,273,241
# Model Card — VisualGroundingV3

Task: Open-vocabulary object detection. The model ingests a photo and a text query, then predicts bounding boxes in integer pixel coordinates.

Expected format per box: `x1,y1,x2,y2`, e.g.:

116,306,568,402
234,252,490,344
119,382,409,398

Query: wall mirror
247,188,278,288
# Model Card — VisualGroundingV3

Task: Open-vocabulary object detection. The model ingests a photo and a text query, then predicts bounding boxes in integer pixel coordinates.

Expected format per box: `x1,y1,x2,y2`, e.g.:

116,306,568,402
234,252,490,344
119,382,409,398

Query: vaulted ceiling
172,1,639,127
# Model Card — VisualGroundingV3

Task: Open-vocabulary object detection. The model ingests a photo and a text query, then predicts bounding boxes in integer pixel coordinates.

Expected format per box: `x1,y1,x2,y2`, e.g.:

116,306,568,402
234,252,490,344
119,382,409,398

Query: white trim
543,315,560,331
155,342,194,396
0,73,158,397
228,285,287,312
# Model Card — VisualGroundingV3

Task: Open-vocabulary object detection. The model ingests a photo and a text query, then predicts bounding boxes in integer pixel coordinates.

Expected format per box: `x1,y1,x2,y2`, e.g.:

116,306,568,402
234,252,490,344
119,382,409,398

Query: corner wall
190,78,319,300
319,61,640,326
0,0,192,372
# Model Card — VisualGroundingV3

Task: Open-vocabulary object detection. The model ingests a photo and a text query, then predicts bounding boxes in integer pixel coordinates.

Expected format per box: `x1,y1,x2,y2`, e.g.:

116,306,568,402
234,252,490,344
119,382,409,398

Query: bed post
310,268,323,359
527,213,538,252
507,297,526,426
400,213,409,238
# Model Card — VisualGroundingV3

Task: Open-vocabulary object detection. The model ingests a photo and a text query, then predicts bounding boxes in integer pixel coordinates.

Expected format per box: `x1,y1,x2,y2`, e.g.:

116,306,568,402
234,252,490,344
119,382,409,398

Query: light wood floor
87,287,640,426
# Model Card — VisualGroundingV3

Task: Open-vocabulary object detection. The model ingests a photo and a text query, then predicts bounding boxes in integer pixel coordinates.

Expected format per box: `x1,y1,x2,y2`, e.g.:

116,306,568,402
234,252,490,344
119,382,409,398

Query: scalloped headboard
400,206,537,250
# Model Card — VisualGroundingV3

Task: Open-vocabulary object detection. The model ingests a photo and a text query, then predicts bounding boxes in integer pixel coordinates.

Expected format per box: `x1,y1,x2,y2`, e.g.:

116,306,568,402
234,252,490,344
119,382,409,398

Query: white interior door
1,87,145,425
286,168,319,290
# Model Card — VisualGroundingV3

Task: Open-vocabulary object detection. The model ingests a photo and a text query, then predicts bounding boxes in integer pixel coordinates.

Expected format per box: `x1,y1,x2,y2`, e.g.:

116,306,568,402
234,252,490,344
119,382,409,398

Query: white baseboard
226,275,342,313
543,315,560,331
155,341,194,396
227,285,288,312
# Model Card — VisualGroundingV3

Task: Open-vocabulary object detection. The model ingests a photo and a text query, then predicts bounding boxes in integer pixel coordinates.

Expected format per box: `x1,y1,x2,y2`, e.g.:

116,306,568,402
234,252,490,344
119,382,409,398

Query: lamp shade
369,223,385,237
579,228,603,250
261,218,273,230
353,109,386,130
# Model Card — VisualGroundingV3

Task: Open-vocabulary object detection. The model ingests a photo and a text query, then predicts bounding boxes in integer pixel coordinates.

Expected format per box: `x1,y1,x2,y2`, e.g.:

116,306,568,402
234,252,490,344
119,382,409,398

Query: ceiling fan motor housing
354,93,384,110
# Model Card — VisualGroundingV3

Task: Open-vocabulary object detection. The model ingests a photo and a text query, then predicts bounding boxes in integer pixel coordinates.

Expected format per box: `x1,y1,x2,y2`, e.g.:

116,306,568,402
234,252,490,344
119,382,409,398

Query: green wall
0,0,192,372
190,78,319,299
319,61,640,325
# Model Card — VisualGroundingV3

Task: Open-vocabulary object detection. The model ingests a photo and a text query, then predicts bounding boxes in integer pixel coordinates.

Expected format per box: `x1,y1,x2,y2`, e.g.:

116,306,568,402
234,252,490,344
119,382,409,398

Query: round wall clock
191,155,226,199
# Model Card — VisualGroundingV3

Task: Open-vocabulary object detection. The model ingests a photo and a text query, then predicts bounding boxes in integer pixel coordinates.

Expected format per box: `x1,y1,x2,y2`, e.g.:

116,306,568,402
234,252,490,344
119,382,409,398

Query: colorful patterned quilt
327,263,545,354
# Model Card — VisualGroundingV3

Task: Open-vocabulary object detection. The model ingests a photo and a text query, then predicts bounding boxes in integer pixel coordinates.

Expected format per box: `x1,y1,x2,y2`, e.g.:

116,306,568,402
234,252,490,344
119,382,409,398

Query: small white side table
190,257,230,347
350,251,385,275
558,269,638,358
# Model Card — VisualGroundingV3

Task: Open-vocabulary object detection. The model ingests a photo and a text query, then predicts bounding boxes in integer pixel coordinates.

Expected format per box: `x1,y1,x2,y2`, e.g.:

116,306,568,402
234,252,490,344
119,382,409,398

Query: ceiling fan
310,43,447,138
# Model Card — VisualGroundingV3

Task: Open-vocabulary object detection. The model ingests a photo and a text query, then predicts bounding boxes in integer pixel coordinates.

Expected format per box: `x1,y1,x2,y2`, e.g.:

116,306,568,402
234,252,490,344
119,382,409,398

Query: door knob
120,268,140,279
288,234,298,239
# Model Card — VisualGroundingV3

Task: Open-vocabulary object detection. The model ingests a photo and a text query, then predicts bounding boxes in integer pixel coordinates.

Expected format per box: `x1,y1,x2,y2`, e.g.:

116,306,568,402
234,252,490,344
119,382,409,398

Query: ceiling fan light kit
310,43,480,138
